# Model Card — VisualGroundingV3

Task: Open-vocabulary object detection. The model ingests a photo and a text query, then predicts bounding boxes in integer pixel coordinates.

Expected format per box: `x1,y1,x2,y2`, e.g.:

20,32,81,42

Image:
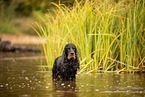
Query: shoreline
0,33,46,45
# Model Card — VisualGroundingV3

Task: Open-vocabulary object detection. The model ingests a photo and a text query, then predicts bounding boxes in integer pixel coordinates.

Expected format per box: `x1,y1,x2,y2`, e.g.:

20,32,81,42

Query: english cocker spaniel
52,43,80,81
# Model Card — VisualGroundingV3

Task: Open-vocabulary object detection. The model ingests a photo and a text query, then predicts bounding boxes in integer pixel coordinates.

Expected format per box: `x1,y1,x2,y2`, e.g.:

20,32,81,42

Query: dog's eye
67,47,70,50
72,47,75,49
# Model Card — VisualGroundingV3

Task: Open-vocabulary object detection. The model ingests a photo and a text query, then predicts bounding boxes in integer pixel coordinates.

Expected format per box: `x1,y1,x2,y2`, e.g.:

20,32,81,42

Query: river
0,52,145,97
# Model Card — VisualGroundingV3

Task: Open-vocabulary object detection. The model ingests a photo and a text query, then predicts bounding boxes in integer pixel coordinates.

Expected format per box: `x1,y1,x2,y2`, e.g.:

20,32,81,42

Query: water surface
0,52,145,97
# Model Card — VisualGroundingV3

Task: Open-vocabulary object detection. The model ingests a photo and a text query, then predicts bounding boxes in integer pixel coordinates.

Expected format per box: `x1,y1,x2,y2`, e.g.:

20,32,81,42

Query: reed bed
34,0,145,73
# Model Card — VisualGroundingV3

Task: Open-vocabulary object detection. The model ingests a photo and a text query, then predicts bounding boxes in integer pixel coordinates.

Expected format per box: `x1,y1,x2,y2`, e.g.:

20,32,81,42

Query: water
0,52,145,97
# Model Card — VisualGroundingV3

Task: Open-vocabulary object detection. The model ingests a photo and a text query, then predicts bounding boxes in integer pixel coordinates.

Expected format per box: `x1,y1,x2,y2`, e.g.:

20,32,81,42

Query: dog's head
63,43,78,60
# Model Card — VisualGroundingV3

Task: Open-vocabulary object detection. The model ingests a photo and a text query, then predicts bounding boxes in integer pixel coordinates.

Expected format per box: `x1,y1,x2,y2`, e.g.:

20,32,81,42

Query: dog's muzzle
68,52,75,60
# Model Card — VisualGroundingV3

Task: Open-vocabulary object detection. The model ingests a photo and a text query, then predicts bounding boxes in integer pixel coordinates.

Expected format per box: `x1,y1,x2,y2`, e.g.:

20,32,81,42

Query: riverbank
0,33,46,45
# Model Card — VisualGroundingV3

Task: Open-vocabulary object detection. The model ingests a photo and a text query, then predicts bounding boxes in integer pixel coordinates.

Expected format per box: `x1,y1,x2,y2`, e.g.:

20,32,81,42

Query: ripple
61,83,64,86
19,94,31,97
5,84,8,86
0,85,3,87
95,89,99,91
101,90,145,94
25,77,29,80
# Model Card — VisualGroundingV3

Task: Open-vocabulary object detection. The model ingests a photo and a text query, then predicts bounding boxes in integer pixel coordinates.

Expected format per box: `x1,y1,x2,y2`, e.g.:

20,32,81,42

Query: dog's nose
70,53,74,55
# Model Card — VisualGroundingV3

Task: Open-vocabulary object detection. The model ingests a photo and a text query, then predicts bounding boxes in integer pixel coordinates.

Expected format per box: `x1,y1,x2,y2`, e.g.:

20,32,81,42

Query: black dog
52,43,80,81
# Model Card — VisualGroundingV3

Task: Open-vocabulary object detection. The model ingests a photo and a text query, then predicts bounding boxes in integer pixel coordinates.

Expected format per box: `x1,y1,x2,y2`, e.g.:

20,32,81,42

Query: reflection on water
0,52,145,97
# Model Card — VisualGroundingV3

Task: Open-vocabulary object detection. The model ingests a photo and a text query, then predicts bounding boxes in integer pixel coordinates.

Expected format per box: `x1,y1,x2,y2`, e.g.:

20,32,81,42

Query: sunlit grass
34,0,145,73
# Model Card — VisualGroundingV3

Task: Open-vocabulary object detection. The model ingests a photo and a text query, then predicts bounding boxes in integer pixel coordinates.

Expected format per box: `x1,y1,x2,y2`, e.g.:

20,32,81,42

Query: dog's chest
63,60,76,68
66,62,75,67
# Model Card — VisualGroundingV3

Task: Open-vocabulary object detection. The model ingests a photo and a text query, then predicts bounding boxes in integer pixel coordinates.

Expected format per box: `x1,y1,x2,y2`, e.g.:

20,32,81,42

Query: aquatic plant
34,0,145,73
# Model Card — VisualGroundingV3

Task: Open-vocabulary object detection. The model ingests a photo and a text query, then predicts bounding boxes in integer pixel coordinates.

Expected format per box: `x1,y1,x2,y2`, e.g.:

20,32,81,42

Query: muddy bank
0,33,46,44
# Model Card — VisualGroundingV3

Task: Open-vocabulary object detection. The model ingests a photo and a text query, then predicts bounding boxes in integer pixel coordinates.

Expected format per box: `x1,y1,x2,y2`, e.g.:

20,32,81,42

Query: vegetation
0,0,74,34
34,0,144,73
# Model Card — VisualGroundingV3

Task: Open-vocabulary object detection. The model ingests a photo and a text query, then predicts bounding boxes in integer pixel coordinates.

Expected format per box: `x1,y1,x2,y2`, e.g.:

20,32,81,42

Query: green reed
34,0,144,73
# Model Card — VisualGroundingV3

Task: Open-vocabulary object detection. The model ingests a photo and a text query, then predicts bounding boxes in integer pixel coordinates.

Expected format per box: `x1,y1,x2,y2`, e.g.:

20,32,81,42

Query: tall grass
0,1,17,34
34,0,145,73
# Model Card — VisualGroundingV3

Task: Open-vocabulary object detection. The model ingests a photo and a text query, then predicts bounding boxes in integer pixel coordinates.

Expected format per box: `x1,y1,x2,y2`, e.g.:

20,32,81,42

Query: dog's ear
63,46,67,57
75,48,80,69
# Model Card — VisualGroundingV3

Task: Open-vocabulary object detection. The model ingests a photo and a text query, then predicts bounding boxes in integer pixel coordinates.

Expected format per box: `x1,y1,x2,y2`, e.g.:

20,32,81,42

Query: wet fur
52,43,80,81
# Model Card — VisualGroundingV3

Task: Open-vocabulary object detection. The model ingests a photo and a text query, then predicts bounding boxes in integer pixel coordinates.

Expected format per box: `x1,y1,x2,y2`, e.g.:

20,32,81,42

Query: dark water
0,52,145,97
